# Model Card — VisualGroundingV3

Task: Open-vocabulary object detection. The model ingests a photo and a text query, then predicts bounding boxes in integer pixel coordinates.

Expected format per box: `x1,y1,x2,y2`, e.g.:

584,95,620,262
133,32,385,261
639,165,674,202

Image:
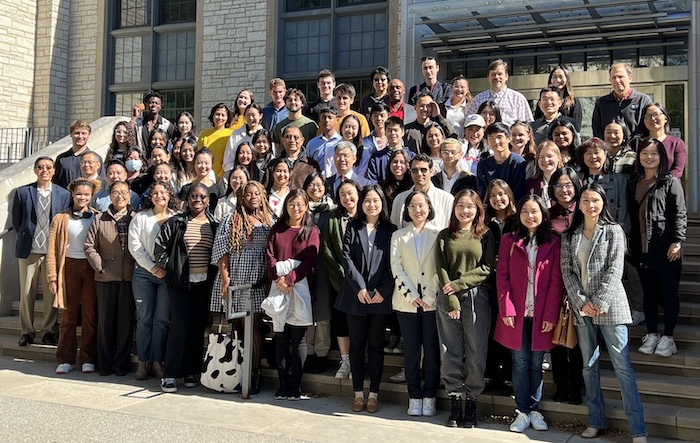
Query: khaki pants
18,254,58,337
306,320,331,358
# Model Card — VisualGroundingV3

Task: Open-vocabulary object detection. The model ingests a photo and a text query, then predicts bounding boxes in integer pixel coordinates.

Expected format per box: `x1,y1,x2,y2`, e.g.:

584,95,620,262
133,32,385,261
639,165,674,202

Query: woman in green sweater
436,188,496,428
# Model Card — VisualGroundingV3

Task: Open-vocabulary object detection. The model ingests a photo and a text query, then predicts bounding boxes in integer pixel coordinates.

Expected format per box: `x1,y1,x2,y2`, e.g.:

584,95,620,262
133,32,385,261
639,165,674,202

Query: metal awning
414,0,691,55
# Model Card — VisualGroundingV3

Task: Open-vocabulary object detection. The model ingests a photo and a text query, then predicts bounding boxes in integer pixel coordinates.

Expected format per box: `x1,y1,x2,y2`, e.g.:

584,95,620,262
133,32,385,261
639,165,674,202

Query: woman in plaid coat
561,182,647,443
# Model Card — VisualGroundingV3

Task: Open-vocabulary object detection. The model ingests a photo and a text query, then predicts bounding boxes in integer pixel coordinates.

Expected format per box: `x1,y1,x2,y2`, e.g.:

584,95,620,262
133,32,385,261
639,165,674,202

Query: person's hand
49,281,58,295
150,265,166,279
448,310,461,320
412,298,428,309
276,277,291,294
581,301,599,317
132,103,143,118
357,288,371,304
668,243,681,262
369,290,384,304
502,316,515,328
442,283,456,296
429,102,440,118
541,321,555,333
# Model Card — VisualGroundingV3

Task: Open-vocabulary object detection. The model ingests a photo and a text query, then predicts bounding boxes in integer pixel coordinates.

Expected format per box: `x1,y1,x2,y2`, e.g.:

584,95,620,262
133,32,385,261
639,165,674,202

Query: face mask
125,159,143,172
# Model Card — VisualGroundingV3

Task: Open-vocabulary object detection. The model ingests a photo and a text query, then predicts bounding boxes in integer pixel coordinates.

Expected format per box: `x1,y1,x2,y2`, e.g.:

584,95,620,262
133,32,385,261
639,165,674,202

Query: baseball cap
464,114,486,128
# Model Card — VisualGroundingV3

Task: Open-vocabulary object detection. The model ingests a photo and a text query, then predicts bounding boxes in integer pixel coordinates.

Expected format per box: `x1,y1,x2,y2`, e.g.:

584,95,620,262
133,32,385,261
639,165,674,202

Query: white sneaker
542,352,551,371
334,358,351,378
422,397,437,416
510,409,530,432
638,333,660,354
81,363,95,373
161,377,177,393
55,363,72,374
654,336,678,357
389,368,406,383
407,398,422,416
529,410,548,431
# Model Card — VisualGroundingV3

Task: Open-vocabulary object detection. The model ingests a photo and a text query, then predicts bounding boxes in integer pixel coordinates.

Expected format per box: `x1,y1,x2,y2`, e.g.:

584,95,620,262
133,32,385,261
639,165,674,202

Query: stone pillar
66,0,100,122
198,0,269,127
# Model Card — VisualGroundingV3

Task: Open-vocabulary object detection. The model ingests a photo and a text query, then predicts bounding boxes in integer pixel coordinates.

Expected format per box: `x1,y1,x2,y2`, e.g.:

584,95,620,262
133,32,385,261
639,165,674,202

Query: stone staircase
3,217,700,441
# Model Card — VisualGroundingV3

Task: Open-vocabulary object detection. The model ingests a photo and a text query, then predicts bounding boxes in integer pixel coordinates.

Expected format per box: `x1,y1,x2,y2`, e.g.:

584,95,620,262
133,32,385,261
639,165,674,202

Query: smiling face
426,126,444,155
480,106,496,127
510,124,530,152
150,132,167,149
451,79,469,101
229,168,248,192
579,189,604,221
109,182,130,210
488,185,510,213
177,115,192,136
181,143,195,163
454,195,477,228
188,187,210,214
487,131,511,155
341,118,359,141
254,135,271,156
237,144,254,166
389,80,405,102
537,146,561,176
338,183,359,214
334,147,356,175
465,125,484,145
422,59,439,82
146,96,162,114
212,108,228,129
285,93,302,113
34,159,55,183
539,91,562,116
407,193,429,225
245,107,262,128
286,195,307,225
150,147,170,166
583,145,607,173
390,153,407,178
270,85,286,107
195,153,212,178
639,144,661,173
272,162,290,187
604,122,624,149
81,154,100,177
242,184,262,210
372,73,389,95
71,127,90,150
409,160,431,187
643,105,667,133
150,183,170,208
551,126,573,149
488,65,508,92
107,164,128,185
519,200,543,233
550,68,567,89
72,184,93,210
415,96,433,121
370,110,388,131
306,176,325,202
362,190,383,219
335,94,352,113
154,164,172,183
554,174,576,206
114,124,128,145
386,123,404,147
282,128,304,157
236,91,252,111
318,75,336,97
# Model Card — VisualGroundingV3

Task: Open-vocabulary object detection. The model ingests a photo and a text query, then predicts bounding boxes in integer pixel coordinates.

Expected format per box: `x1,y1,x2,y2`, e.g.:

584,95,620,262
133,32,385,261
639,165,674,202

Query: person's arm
222,134,237,173
476,160,488,198
432,114,458,139
321,219,345,289
83,215,103,273
560,232,588,312
128,214,157,271
669,177,688,245
542,238,564,325
11,189,22,232
266,228,280,280
46,217,60,284
496,234,517,320
451,231,495,292
341,224,366,296
571,98,583,131
389,230,420,303
284,226,320,286
669,138,687,180
614,174,631,235
153,218,173,269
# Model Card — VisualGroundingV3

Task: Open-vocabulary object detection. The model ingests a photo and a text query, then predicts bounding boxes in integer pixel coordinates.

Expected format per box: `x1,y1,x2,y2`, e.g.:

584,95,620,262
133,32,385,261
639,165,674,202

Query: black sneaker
42,332,57,346
161,378,177,393
184,375,198,388
462,398,477,428
18,334,33,347
274,386,288,400
287,387,301,401
446,394,463,427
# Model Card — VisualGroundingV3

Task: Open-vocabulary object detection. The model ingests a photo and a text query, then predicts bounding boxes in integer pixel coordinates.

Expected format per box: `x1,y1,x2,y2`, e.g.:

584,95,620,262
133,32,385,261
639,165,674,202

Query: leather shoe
42,332,57,345
352,396,365,412
581,427,605,438
366,397,378,413
18,334,33,346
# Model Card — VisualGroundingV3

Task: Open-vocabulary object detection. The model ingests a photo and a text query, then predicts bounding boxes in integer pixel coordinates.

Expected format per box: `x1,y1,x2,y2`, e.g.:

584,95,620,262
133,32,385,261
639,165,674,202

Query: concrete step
601,348,700,378
629,324,700,350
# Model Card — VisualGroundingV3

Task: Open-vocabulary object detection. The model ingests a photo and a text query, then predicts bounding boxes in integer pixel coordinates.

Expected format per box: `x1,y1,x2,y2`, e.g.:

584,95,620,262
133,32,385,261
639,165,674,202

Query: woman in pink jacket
495,194,562,433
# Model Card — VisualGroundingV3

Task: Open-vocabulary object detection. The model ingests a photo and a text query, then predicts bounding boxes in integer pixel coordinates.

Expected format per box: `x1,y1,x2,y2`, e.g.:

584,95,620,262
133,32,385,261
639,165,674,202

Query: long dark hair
173,111,197,138
478,100,502,125
566,182,618,238
340,114,365,165
381,150,412,206
547,66,577,111
333,178,362,218
638,102,671,137
448,189,488,239
484,179,516,221
356,184,391,227
223,165,251,198
548,167,581,205
278,189,313,242
515,194,552,246
549,118,580,160
634,137,670,177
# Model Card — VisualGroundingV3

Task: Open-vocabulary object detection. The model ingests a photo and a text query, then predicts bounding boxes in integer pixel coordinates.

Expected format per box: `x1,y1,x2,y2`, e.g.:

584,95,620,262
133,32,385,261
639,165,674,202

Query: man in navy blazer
325,140,374,194
12,157,71,346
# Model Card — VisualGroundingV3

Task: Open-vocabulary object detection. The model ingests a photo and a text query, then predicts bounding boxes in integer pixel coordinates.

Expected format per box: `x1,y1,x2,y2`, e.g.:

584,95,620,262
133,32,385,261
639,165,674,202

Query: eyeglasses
408,203,428,211
81,160,98,166
110,190,130,197
410,167,429,175
553,183,574,191
189,194,209,201
284,135,302,140
440,150,460,157
644,112,664,121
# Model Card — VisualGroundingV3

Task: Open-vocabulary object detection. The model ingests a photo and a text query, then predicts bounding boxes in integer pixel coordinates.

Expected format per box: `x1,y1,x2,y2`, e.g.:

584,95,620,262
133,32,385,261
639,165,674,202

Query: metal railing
0,127,65,163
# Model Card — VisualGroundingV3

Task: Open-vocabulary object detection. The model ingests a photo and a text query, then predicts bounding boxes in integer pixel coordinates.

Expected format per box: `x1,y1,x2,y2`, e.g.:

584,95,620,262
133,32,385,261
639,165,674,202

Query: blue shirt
476,152,526,201
306,132,342,176
262,102,289,132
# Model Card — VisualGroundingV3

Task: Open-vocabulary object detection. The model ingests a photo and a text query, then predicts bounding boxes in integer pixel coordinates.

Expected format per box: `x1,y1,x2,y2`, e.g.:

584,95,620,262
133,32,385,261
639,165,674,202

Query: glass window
338,0,385,5
155,32,196,81
114,36,151,84
467,59,487,79
562,47,585,72
665,84,685,140
286,0,331,12
536,52,559,74
639,44,663,68
512,54,535,75
161,89,195,122
118,0,149,28
666,43,688,66
586,49,610,71
161,0,196,23
336,12,387,70
612,47,637,67
445,61,466,81
283,18,332,74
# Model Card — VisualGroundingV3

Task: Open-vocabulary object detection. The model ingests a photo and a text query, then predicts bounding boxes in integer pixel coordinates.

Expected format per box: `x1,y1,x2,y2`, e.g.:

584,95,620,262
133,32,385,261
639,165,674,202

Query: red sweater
266,223,320,286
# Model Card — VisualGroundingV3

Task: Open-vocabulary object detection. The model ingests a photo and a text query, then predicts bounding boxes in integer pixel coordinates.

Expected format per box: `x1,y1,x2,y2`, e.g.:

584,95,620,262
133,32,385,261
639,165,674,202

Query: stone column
689,0,699,211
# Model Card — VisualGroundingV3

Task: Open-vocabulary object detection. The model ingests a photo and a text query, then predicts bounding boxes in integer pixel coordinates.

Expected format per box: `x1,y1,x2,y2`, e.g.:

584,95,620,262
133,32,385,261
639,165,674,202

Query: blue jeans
132,266,170,362
577,317,647,438
511,318,544,413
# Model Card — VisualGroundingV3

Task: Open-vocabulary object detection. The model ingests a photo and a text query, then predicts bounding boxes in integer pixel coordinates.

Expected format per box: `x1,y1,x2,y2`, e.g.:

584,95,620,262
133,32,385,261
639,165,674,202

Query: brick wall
199,0,269,126
0,0,37,128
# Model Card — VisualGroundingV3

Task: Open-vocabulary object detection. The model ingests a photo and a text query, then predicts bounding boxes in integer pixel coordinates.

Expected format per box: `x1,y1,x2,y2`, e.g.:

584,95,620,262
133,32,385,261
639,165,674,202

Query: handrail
0,227,13,239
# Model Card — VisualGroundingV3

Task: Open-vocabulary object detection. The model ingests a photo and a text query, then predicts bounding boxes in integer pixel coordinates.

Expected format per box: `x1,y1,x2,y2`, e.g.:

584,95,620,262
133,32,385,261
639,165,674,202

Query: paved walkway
0,356,674,443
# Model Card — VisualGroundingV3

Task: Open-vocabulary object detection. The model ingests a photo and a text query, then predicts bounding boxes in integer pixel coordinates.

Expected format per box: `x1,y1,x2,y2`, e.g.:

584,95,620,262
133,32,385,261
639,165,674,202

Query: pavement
0,356,679,443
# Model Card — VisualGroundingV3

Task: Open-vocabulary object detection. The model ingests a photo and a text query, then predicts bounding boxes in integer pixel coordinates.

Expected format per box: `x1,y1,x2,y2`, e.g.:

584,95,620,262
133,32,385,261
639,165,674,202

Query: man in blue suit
12,157,71,346
325,141,374,195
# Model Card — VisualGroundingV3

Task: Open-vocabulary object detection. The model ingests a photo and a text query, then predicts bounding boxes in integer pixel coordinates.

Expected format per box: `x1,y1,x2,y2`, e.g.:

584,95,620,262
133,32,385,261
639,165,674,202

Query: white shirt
444,97,469,138
391,184,454,230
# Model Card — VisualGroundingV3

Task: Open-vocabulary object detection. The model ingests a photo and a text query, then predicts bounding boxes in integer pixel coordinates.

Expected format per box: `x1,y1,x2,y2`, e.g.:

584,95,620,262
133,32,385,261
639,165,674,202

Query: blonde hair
533,141,564,179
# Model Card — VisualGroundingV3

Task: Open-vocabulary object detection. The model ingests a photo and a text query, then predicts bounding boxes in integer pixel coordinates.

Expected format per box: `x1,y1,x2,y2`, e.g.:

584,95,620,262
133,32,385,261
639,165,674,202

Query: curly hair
229,181,274,252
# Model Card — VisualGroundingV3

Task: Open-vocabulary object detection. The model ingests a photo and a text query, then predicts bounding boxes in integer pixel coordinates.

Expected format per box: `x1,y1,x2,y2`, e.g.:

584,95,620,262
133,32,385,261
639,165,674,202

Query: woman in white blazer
390,190,440,417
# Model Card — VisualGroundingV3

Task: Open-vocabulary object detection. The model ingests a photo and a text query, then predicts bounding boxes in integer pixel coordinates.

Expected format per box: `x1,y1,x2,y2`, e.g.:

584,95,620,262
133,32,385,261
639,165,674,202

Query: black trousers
347,313,387,393
551,344,584,397
164,279,212,378
275,324,307,392
96,281,134,373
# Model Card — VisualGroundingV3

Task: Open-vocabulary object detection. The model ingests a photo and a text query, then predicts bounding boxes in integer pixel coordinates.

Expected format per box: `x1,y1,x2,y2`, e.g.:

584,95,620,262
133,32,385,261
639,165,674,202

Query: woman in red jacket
495,194,562,433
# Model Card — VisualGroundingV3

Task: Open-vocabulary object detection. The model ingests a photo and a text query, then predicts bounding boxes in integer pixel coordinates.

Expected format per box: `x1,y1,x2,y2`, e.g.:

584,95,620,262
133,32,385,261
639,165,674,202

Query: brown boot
151,361,164,379
135,361,150,380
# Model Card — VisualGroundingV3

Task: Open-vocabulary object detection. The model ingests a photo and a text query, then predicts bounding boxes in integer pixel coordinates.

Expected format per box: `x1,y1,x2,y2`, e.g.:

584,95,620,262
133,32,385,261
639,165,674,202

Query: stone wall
198,0,269,126
0,0,37,128
66,0,99,122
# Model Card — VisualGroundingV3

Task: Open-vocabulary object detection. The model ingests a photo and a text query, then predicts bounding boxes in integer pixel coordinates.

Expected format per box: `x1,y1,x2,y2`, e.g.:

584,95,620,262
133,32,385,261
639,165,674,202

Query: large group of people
12,59,689,443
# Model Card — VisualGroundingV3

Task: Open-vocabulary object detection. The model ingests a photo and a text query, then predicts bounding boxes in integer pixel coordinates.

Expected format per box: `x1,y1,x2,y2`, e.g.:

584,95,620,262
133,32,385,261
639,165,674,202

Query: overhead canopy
415,0,691,56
